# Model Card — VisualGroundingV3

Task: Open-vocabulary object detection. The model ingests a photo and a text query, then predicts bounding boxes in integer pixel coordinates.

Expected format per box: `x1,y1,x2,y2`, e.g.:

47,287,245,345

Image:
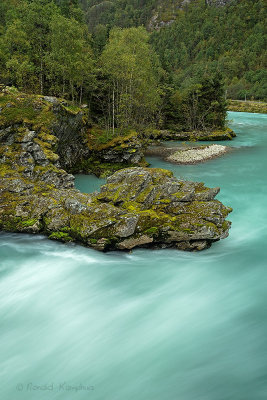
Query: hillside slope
150,0,266,100
83,0,266,100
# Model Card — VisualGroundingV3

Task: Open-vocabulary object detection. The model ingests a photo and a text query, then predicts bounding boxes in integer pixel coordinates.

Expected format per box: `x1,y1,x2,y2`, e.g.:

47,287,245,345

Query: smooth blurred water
0,112,267,400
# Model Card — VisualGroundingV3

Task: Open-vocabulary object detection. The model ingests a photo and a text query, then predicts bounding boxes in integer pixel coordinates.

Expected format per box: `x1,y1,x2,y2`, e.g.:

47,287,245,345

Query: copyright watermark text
16,382,94,393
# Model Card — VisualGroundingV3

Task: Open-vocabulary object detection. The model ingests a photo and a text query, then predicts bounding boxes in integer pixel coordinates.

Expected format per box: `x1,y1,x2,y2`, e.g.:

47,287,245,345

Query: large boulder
0,165,232,251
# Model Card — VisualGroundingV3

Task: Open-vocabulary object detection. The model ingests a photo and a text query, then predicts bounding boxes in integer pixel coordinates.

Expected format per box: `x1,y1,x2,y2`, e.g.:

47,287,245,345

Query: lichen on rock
0,163,232,251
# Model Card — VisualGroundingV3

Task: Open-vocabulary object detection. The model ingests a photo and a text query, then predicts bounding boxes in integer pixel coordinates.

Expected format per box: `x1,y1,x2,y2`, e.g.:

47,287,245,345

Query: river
0,112,267,399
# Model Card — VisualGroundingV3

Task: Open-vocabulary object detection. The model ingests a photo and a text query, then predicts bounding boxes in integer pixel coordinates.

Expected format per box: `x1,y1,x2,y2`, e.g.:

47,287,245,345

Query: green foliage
184,73,227,130
163,72,227,130
227,100,267,114
20,218,38,227
0,0,265,138
0,0,94,102
88,127,135,146
144,226,159,235
100,27,162,131
151,0,267,100
0,92,56,128
46,14,95,101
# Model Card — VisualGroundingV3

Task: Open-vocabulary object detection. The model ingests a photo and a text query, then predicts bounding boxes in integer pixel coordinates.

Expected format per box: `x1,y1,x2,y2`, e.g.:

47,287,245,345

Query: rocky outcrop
0,88,232,252
206,0,233,6
0,87,144,177
148,0,234,30
0,151,232,251
167,144,230,163
80,130,146,177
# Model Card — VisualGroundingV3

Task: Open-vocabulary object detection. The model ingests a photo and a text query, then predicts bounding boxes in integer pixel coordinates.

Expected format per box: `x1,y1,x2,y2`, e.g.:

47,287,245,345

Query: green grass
88,127,136,146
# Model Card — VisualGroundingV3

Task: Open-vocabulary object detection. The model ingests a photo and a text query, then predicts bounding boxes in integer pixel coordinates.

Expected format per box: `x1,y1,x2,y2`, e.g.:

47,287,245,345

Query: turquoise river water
0,112,267,400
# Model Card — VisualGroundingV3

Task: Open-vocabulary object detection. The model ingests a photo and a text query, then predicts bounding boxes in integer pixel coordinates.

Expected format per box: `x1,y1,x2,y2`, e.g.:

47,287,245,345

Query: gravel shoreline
145,144,231,164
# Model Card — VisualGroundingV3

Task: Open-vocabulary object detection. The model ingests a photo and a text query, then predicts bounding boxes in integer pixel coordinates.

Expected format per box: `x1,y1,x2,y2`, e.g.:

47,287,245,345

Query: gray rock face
0,125,75,189
65,198,87,214
206,0,233,6
118,235,154,250
148,0,233,30
0,88,145,181
20,130,37,143
115,216,139,238
51,105,90,170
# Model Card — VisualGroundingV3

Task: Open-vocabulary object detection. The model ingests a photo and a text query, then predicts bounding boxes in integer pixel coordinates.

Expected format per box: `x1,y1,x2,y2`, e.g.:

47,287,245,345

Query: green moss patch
49,231,72,242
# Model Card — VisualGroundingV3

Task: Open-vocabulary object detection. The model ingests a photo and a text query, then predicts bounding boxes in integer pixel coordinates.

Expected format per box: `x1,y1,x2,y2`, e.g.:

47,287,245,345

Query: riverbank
143,127,236,143
227,100,267,114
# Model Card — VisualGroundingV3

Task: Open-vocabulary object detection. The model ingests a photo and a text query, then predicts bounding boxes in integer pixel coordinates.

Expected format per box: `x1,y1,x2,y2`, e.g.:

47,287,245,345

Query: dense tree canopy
82,0,267,100
46,14,95,101
0,0,265,134
100,27,161,131
151,0,267,100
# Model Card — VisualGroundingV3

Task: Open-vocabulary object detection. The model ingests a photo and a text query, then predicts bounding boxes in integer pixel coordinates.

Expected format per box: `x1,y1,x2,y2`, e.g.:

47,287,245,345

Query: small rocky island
0,88,232,251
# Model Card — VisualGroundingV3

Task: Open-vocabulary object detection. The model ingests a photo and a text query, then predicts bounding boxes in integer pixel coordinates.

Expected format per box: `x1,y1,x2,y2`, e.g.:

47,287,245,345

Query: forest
0,0,266,133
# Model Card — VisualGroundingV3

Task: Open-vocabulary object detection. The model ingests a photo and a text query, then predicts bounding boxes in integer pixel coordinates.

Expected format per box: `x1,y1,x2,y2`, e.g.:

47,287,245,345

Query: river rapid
0,112,267,399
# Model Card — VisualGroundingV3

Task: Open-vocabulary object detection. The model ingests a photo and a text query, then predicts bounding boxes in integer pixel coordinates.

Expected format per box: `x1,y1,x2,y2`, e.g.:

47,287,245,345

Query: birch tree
46,15,95,102
100,27,161,132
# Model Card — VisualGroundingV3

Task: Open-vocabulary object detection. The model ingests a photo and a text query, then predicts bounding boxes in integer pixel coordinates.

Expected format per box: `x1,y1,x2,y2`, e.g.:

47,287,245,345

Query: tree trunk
79,85,83,105
40,57,43,95
112,82,115,136
71,81,74,102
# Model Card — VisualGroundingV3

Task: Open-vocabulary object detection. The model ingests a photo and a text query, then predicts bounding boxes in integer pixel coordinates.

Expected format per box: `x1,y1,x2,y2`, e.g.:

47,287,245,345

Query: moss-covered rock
0,165,232,252
71,128,146,177
0,88,232,252
0,87,145,177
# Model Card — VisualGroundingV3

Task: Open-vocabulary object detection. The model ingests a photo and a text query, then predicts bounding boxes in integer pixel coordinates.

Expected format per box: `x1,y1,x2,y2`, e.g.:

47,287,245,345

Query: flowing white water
0,112,267,399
